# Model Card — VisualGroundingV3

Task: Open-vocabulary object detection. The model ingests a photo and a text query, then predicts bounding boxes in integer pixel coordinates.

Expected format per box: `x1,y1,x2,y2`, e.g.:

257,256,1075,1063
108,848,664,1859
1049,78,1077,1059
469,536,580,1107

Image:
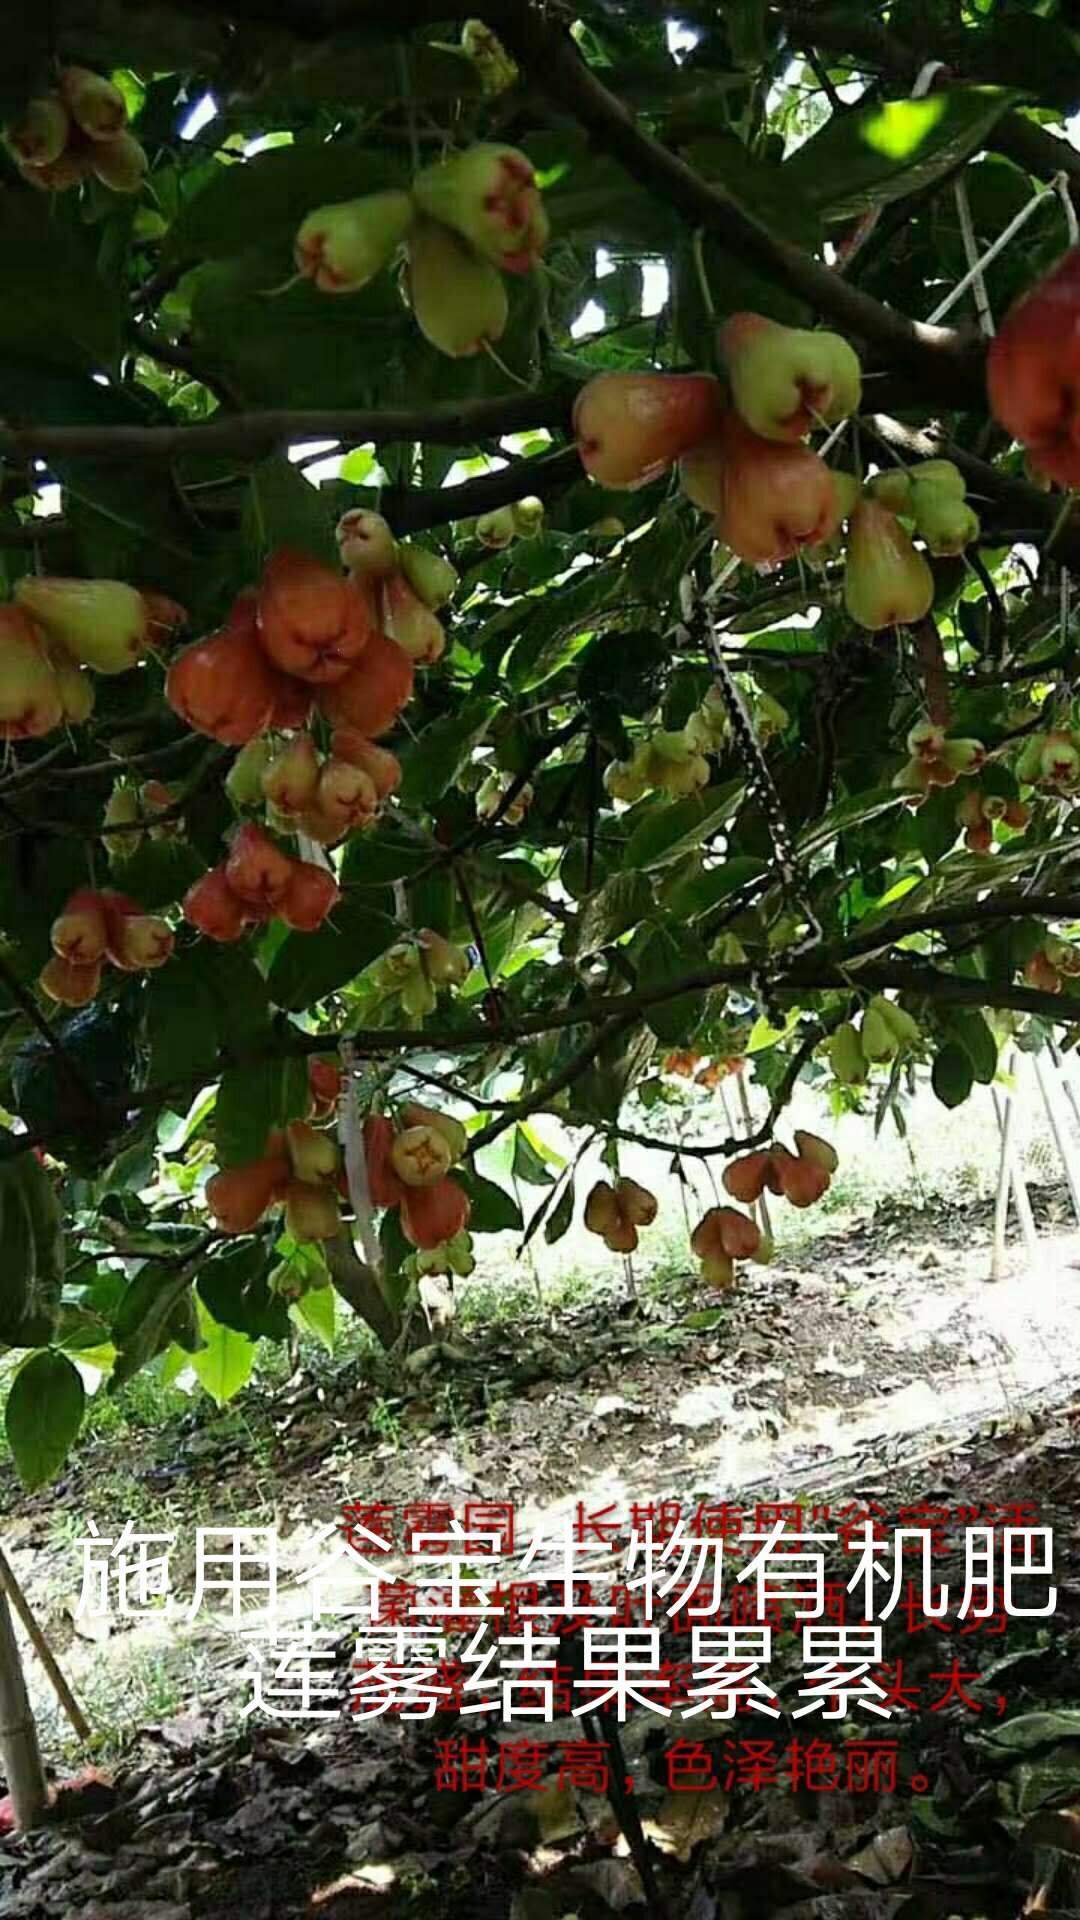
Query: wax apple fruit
382,573,445,664
682,410,844,565
166,602,283,744
225,824,293,911
0,606,63,739
719,311,862,441
14,577,149,675
60,66,126,139
279,861,340,932
183,865,251,942
400,1176,471,1250
336,510,399,578
294,190,414,292
207,1156,288,1233
398,544,458,609
411,142,547,273
316,628,414,736
987,249,1080,487
391,1125,454,1187
262,734,321,815
285,1180,342,1241
843,499,934,630
39,954,101,1007
406,215,509,357
6,96,69,166
364,1114,408,1208
574,371,724,488
51,890,109,966
257,550,372,683
330,731,401,798
92,131,148,194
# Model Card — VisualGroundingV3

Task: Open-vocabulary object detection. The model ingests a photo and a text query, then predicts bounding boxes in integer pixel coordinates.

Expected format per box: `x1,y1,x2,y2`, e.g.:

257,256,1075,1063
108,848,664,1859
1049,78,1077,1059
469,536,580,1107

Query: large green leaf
577,871,655,956
397,700,497,808
636,923,710,1046
146,943,271,1090
267,887,398,1010
6,1350,86,1489
0,198,123,371
783,86,1023,222
0,1140,65,1349
169,142,408,260
215,1056,308,1168
625,783,743,870
189,1301,256,1407
197,1241,289,1341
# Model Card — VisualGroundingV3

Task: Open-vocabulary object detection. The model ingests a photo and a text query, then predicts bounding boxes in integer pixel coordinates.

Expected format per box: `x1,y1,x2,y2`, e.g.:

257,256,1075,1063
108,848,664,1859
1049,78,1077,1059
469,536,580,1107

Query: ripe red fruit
772,1149,830,1207
207,1157,287,1233
316,627,414,737
364,1113,407,1208
108,911,175,971
51,888,109,965
39,953,101,1007
261,733,321,815
574,372,724,489
987,249,1080,488
166,602,282,744
682,410,843,565
266,671,314,731
722,1149,775,1205
1025,950,1062,995
257,549,373,683
793,1130,839,1174
400,1175,471,1250
691,1205,762,1261
309,1058,343,1116
0,606,63,739
225,824,294,911
280,860,341,932
183,865,250,942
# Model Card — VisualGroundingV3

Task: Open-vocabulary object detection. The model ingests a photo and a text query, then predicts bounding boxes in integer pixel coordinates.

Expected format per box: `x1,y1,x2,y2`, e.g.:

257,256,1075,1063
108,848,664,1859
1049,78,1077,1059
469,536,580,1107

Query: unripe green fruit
719,311,861,441
401,970,438,1018
909,459,966,499
860,1003,897,1063
91,132,148,195
476,506,517,549
604,756,649,804
869,993,920,1050
645,729,709,797
226,738,273,809
295,190,414,293
397,543,458,609
844,501,933,631
6,95,70,167
866,469,912,513
102,784,143,860
511,496,545,537
460,20,519,95
405,215,508,357
827,1020,868,1085
912,489,979,556
1014,734,1047,784
411,142,547,273
60,66,126,140
15,576,148,675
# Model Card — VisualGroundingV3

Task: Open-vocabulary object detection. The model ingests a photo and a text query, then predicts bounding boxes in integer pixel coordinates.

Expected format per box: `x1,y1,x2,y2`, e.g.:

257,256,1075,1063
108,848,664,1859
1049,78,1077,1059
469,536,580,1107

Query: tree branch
381,447,581,537
0,394,571,466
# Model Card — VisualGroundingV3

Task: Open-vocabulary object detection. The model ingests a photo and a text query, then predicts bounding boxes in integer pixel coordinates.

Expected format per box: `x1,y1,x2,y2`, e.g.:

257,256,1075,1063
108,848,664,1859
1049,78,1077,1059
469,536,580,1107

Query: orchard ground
2,1071,1079,1760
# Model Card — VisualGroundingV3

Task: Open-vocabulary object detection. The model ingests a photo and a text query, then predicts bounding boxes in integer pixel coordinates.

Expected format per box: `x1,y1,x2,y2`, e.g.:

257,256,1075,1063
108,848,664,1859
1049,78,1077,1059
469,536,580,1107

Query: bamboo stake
991,1081,1039,1267
990,1086,1015,1281
0,1545,90,1746
0,1580,47,1830
1032,1049,1080,1226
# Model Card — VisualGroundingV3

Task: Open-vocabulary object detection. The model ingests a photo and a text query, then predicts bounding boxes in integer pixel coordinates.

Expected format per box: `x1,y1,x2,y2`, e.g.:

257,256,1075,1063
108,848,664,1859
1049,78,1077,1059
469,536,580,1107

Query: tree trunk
324,1231,434,1355
0,1579,47,1830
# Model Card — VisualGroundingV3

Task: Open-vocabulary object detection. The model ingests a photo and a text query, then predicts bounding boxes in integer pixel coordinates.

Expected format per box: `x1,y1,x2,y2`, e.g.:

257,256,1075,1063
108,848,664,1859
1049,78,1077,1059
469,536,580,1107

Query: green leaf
169,142,407,262
931,1042,974,1110
292,1281,336,1351
945,1010,999,1086
6,1350,85,1490
578,627,668,718
189,1300,256,1407
512,1127,556,1186
0,198,123,371
146,943,270,1088
214,1056,306,1169
783,86,1022,222
197,1241,289,1341
397,699,496,808
243,455,338,571
462,1172,523,1234
625,783,742,870
637,924,709,1045
267,887,398,1010
0,1139,65,1349
544,1175,576,1246
506,571,615,693
111,1265,197,1390
577,871,654,956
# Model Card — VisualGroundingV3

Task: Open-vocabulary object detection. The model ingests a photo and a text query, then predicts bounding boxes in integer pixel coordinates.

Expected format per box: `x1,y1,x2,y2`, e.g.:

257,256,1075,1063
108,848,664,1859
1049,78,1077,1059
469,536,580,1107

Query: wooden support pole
0,1580,47,1831
991,1085,1015,1280
992,1057,1040,1267
0,1546,90,1747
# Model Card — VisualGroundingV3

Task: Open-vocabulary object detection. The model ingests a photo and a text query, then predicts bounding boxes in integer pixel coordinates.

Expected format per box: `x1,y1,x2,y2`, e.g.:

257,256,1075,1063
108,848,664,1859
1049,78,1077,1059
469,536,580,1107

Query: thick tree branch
867,414,1080,569
0,394,571,466
381,447,581,537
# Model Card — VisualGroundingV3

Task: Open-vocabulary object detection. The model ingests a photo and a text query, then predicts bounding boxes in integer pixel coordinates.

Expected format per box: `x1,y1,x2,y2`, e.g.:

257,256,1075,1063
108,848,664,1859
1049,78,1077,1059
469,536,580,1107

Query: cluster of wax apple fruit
0,579,183,743
1014,728,1080,796
226,726,402,850
664,1048,747,1089
373,930,471,1020
102,780,182,859
828,997,920,1087
364,1107,472,1252
183,823,342,941
955,788,1030,855
892,721,986,801
208,1117,348,1244
294,141,547,361
574,314,981,627
42,888,174,1007
1025,935,1080,996
695,1131,837,1289
4,66,147,195
584,1177,658,1254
